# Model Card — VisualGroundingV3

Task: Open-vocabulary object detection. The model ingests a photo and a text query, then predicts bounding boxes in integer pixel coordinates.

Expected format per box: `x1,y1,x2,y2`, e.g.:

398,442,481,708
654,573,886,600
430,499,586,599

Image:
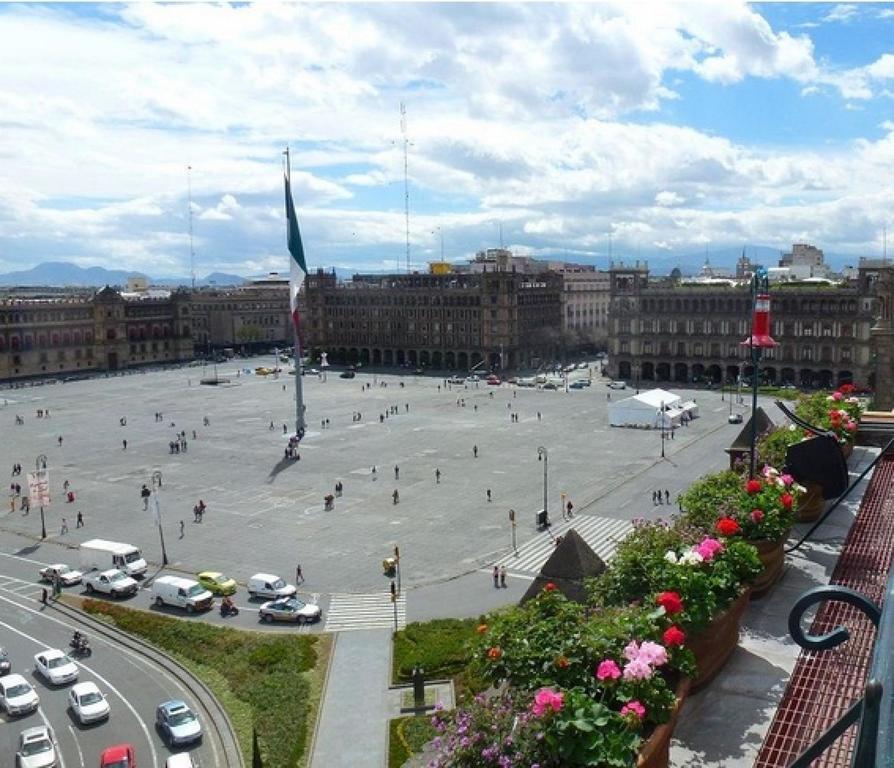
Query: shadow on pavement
267,457,296,483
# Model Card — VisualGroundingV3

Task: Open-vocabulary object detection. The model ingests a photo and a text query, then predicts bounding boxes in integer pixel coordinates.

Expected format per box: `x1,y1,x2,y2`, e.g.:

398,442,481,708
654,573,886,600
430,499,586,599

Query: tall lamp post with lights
34,454,48,540
151,471,169,566
741,268,777,478
537,446,549,527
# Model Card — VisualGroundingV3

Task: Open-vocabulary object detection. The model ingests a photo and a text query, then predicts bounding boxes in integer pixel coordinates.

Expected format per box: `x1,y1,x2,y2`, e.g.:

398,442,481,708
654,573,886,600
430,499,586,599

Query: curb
49,597,245,768
306,629,339,768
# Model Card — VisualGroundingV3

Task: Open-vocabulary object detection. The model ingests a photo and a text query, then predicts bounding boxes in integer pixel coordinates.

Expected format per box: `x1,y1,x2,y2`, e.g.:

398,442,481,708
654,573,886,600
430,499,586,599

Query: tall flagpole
285,147,306,436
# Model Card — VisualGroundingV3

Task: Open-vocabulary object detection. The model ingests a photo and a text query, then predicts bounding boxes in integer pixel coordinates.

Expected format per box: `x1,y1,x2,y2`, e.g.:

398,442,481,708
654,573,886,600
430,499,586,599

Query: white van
80,539,147,578
247,573,296,601
151,576,214,613
165,754,196,768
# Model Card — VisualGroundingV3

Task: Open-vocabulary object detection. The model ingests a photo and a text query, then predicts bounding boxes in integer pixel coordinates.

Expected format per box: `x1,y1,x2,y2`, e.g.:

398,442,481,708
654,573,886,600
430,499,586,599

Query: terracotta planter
687,588,751,692
795,480,824,523
746,533,789,600
841,440,854,460
636,678,691,768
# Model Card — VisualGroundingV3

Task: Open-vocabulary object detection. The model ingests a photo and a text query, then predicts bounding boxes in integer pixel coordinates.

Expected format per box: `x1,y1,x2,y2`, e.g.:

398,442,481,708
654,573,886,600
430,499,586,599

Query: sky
2,1,894,278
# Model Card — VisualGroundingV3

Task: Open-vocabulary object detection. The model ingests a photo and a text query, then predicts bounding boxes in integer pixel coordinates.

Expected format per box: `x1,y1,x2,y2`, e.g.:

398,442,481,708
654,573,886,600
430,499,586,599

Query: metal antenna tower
401,102,410,272
187,165,196,290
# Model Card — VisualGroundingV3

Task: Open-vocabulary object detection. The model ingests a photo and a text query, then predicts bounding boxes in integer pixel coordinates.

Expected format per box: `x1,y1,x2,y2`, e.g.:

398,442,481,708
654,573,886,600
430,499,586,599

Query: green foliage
389,715,438,768
678,469,797,541
794,390,862,443
590,520,761,636
393,618,480,683
756,427,804,471
82,599,321,768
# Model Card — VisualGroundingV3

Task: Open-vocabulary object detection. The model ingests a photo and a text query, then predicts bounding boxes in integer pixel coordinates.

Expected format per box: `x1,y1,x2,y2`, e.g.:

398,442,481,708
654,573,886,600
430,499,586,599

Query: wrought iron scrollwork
788,585,881,651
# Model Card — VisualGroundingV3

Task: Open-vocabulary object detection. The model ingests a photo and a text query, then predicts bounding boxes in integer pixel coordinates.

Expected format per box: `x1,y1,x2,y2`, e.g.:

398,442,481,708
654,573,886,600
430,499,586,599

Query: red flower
554,656,569,669
655,591,684,615
780,493,793,509
487,646,503,660
476,624,489,634
544,582,557,592
663,626,686,647
716,517,741,536
745,479,762,495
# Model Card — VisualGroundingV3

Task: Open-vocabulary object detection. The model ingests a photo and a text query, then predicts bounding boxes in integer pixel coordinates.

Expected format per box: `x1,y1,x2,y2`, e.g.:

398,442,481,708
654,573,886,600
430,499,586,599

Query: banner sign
27,470,50,506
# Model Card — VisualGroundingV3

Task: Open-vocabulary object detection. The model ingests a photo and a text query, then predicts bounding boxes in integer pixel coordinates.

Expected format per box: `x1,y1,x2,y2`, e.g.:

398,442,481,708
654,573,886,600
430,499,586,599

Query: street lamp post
537,447,548,524
508,508,517,555
659,401,666,459
151,471,169,566
35,454,47,539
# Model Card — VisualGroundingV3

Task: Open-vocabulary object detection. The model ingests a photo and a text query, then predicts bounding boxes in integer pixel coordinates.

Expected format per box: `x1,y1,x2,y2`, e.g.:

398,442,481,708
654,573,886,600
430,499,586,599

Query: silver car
16,725,57,768
156,699,202,746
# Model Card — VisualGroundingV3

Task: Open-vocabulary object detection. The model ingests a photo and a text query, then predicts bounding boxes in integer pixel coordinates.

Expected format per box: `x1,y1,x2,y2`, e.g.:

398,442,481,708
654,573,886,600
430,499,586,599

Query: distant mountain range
0,262,245,287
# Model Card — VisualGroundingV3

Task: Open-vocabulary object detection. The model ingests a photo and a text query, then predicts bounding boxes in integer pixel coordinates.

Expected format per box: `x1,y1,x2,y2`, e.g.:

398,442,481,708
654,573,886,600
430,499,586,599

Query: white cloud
823,4,858,23
655,191,685,207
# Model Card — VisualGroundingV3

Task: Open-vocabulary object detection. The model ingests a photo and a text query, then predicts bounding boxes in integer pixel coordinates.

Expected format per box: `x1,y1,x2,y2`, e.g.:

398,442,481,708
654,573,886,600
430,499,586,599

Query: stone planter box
687,588,751,692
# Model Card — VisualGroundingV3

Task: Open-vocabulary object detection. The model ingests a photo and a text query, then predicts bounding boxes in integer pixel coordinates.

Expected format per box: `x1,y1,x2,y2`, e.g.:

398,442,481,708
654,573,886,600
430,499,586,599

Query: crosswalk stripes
324,592,406,633
501,515,633,576
0,575,43,597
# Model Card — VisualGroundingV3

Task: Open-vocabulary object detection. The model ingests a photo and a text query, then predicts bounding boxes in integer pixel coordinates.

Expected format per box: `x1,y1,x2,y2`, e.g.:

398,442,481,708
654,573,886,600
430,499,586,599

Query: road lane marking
66,723,85,768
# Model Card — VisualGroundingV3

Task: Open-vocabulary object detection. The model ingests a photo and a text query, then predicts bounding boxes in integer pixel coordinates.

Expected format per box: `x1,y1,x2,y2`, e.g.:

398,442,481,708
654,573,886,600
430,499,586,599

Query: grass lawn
79,598,331,768
389,715,438,768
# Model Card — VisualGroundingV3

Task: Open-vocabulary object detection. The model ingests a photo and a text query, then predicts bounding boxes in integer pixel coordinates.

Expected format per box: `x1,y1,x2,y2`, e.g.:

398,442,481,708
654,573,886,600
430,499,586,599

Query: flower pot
636,678,691,768
687,588,751,692
746,533,789,600
841,440,854,460
795,480,824,523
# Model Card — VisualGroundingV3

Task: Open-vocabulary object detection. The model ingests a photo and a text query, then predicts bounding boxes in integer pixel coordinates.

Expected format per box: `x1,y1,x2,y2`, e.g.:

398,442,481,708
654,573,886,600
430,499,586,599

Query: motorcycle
69,634,91,657
219,601,239,618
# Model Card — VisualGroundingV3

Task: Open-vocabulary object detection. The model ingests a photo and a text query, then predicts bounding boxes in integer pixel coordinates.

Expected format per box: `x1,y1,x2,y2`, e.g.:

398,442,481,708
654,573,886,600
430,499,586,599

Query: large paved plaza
1,360,777,615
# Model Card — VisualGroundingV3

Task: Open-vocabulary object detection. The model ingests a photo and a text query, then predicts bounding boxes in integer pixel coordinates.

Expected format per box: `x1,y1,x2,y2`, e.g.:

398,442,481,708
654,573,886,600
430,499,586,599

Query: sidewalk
310,628,392,768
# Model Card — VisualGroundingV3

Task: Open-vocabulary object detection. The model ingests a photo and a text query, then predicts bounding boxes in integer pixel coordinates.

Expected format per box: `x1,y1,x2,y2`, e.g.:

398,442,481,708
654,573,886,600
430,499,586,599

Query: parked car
83,568,139,598
541,381,559,390
196,571,237,596
247,573,296,600
151,576,214,613
39,563,83,586
15,725,57,768
447,375,464,384
34,649,78,686
156,700,202,747
569,380,587,389
466,374,480,382
728,413,744,424
99,744,136,768
68,681,110,724
339,370,355,379
486,375,501,385
607,381,627,390
258,597,322,624
0,674,40,716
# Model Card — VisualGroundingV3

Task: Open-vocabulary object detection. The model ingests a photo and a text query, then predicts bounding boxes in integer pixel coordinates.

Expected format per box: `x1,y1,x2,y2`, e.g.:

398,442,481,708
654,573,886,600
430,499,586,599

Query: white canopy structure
608,388,683,429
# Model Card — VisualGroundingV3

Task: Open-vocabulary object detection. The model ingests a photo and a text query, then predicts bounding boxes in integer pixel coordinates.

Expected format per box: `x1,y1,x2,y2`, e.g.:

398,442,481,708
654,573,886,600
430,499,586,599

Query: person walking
296,565,304,584
435,468,441,484
394,465,400,480
76,511,84,528
392,489,400,505
500,566,507,588
665,489,670,504
473,445,478,458
566,500,574,519
371,466,377,481
492,566,499,588
60,518,68,535
179,520,185,539
486,489,492,503
122,439,127,450
141,484,151,511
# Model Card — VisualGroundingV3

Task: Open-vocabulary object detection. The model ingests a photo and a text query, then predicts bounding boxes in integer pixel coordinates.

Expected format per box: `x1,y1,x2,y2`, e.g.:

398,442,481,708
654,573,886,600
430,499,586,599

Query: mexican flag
284,173,307,332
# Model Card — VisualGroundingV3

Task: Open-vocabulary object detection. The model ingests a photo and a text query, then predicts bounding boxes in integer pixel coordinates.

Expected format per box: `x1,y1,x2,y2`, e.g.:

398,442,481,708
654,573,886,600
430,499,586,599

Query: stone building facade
559,267,610,350
606,262,876,390
302,266,563,371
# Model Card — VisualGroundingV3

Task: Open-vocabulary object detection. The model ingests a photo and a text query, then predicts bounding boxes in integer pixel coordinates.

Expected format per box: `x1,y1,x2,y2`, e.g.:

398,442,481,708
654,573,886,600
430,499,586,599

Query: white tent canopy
608,388,683,429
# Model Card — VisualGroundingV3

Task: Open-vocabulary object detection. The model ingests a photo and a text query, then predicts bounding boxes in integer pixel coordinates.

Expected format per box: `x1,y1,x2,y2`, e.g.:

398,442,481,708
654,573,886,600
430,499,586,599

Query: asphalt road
0,552,226,768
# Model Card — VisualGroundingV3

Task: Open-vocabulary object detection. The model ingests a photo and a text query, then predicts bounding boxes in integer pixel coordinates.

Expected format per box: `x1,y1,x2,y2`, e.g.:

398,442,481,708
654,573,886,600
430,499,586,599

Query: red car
486,375,501,385
100,744,136,768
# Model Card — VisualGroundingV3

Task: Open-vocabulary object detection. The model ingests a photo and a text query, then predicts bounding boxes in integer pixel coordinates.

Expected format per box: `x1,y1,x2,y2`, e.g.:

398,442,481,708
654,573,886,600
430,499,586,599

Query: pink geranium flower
621,700,646,719
751,509,765,523
596,660,622,681
531,688,564,717
780,473,794,487
695,537,724,561
622,658,653,680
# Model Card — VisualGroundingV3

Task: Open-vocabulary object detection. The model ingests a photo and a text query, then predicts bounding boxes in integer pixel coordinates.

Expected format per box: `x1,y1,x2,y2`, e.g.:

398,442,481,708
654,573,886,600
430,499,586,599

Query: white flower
826,395,835,402
679,550,705,566
788,424,798,432
793,483,807,494
664,551,679,564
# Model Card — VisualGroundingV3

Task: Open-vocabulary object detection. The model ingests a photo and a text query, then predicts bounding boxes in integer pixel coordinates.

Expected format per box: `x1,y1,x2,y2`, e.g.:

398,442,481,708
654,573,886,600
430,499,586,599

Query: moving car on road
486,375,501,385
83,568,139,598
15,725,57,768
156,699,203,747
258,596,322,624
607,380,627,390
247,573,296,600
39,564,83,586
34,649,78,686
68,681,110,724
197,571,237,596
0,673,40,716
99,744,136,768
151,576,214,613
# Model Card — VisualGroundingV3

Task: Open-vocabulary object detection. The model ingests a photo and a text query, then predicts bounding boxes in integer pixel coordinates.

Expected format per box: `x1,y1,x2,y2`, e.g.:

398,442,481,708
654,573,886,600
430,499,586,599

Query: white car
16,725,57,768
68,681,110,724
39,564,83,586
34,649,78,686
0,674,40,716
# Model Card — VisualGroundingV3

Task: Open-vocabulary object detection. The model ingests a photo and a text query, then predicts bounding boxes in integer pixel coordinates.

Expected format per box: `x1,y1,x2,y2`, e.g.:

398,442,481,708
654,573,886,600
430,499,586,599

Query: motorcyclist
220,595,238,616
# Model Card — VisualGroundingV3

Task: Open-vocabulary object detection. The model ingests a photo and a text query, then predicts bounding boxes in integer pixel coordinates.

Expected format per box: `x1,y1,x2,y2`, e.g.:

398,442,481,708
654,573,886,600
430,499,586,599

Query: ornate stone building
303,265,563,371
606,262,876,390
